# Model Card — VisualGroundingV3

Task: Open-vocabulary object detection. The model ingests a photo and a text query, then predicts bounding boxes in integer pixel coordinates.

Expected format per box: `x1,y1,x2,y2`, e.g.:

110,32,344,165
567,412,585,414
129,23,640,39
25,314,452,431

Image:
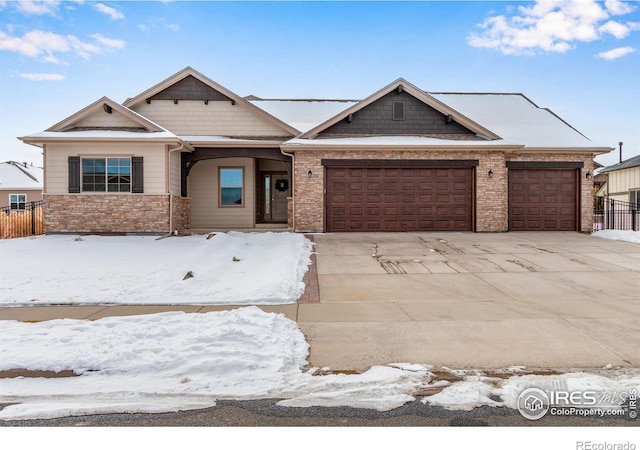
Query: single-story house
19,67,611,234
596,154,640,205
0,161,43,209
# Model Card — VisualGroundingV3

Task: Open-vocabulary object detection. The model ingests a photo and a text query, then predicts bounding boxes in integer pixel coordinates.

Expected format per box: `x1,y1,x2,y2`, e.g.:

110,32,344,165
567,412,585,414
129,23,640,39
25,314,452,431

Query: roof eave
282,142,525,151
511,147,613,155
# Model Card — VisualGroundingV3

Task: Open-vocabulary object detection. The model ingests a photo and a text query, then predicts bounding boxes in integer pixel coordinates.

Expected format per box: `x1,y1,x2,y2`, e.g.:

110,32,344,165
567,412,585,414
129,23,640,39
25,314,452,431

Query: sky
0,0,639,168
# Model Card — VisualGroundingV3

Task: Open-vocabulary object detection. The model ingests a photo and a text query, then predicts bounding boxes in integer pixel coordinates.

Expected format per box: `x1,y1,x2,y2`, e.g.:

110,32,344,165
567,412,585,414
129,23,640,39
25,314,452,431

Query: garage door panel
509,168,577,231
326,166,473,232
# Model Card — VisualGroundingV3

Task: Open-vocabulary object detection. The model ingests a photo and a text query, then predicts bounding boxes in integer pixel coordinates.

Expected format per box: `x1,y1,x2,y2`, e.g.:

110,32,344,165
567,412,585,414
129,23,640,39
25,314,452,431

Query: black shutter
68,156,80,193
132,156,144,193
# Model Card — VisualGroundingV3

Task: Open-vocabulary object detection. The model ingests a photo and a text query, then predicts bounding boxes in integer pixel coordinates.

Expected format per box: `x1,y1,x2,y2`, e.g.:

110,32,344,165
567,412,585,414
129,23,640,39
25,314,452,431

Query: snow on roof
600,154,640,173
22,130,180,141
250,100,358,133
430,93,599,148
181,135,285,144
0,161,43,190
284,135,520,147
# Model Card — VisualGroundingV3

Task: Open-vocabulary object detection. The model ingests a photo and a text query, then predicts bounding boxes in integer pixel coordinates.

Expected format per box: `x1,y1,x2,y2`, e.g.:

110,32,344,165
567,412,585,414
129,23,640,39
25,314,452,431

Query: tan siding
74,109,143,129
132,100,286,136
1,190,43,208
608,167,640,200
189,158,255,229
45,143,167,194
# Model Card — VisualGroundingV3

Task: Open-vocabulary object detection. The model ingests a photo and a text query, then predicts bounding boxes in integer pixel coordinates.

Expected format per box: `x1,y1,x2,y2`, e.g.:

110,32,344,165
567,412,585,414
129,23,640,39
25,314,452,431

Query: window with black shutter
132,156,144,193
68,156,80,193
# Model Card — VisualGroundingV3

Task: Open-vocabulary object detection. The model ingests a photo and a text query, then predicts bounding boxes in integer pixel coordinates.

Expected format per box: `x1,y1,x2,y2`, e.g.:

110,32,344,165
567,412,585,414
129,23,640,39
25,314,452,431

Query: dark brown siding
326,166,473,232
320,91,476,137
150,75,231,102
508,169,578,231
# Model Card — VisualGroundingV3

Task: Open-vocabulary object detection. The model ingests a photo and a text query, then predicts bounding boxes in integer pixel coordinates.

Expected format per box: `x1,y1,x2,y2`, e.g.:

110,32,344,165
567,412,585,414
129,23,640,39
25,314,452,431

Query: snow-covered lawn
1,307,639,421
0,232,313,306
592,229,640,244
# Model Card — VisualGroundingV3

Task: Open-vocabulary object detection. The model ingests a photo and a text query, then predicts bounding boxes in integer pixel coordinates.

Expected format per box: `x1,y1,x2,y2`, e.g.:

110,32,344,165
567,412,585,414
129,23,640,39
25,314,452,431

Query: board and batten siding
607,167,640,202
189,158,255,229
132,100,286,137
44,143,167,194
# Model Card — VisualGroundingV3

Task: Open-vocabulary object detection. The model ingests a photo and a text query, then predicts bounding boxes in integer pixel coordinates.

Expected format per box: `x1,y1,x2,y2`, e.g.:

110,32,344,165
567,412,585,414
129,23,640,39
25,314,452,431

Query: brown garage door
509,169,578,231
326,166,473,232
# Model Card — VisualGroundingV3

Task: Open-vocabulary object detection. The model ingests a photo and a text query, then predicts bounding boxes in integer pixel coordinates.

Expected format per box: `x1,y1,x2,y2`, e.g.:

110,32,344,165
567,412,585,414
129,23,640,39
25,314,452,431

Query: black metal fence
0,200,44,239
594,198,639,232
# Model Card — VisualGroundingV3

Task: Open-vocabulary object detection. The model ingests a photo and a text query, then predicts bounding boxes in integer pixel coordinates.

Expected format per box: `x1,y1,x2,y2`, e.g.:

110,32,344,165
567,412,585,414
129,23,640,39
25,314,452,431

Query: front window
9,194,26,210
82,158,131,192
220,167,243,206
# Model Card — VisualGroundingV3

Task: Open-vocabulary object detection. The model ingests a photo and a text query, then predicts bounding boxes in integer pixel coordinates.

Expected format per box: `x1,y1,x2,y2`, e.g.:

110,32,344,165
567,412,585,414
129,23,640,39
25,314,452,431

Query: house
18,67,611,234
0,161,43,209
596,154,640,205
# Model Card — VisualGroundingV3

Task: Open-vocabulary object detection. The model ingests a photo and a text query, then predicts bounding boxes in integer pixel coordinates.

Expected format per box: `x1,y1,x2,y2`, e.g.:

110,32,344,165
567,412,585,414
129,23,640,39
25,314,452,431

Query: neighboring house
596,154,640,205
18,67,611,234
0,161,43,209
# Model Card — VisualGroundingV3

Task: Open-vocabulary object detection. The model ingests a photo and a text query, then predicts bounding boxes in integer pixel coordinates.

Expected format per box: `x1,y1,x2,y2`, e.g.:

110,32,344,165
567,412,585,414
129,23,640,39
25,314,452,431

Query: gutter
280,146,295,232
168,142,191,234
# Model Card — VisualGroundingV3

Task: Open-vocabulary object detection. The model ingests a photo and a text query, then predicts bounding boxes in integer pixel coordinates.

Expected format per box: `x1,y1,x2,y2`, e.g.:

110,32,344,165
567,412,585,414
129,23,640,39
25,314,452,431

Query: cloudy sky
1,0,639,167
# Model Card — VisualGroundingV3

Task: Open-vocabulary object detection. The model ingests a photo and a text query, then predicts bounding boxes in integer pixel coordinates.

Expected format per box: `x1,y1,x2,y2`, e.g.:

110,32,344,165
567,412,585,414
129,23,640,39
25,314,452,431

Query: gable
319,91,477,138
148,75,232,103
123,67,299,137
46,97,166,133
72,108,147,130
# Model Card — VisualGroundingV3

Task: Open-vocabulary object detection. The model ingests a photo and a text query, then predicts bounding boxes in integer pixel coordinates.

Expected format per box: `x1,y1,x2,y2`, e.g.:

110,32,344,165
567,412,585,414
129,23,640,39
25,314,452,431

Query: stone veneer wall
293,149,594,233
171,196,191,232
44,194,170,233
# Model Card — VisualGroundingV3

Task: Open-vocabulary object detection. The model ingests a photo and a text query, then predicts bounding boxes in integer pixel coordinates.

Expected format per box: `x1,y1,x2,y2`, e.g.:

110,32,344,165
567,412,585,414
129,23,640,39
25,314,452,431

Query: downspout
280,146,295,231
168,142,186,234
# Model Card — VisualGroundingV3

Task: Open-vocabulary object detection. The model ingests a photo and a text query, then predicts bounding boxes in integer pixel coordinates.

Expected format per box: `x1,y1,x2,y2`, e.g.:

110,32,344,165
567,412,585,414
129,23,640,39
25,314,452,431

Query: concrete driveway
297,232,640,371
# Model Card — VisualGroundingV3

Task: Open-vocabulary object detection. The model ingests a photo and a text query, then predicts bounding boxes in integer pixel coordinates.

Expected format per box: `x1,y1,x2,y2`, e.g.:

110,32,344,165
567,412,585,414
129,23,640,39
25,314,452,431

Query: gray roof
600,154,640,173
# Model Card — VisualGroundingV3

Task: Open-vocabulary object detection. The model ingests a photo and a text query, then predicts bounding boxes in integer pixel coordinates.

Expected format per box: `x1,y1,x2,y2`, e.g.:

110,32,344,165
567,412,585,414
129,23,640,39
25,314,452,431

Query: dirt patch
0,369,78,378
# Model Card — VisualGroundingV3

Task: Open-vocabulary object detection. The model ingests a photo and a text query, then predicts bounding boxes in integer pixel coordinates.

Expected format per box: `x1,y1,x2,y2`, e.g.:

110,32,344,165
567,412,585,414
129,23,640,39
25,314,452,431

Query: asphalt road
1,399,636,427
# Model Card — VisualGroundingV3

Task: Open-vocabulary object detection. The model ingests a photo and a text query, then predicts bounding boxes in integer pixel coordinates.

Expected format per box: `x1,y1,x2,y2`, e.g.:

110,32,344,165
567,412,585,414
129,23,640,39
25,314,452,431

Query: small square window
9,194,27,210
220,168,243,206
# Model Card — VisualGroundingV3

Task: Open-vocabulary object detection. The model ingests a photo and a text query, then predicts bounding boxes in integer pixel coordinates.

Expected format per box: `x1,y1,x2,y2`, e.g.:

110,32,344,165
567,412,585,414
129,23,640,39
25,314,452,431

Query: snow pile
0,308,428,420
424,368,640,411
0,232,313,306
592,230,640,244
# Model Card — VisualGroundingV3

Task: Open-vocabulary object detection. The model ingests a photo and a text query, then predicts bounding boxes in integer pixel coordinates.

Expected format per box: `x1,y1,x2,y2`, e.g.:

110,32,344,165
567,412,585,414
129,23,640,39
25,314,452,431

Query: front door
260,172,290,223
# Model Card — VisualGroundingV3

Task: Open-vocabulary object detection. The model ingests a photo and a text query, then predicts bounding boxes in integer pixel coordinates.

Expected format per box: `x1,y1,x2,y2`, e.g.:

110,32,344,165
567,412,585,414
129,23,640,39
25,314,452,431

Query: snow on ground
0,307,428,420
1,307,638,421
592,229,640,244
0,232,313,306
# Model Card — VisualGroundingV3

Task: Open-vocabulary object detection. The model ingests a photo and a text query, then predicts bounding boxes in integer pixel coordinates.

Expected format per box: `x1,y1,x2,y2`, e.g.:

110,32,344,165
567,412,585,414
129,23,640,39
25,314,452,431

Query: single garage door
326,165,473,232
508,168,578,231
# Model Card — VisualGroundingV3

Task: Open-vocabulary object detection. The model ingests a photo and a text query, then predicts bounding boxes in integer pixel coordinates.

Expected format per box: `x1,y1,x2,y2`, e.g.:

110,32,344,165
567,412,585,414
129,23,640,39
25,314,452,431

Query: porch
180,147,293,231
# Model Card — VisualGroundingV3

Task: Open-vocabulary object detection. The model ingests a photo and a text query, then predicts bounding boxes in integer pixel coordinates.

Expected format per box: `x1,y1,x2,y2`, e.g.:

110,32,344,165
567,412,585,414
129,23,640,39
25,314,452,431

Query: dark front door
260,172,289,223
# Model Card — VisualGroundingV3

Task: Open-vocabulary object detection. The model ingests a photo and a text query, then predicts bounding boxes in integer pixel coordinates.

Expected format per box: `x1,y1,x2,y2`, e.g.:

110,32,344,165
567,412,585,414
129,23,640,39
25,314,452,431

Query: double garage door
325,163,474,232
325,161,580,232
